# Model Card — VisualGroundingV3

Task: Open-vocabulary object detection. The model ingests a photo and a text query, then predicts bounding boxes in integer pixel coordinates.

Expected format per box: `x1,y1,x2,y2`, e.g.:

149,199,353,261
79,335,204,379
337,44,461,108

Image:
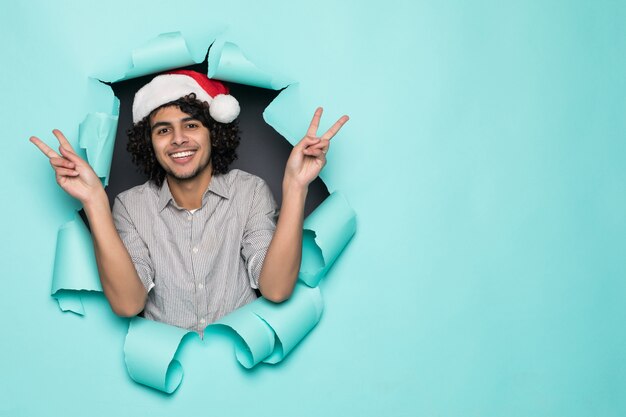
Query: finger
306,107,323,137
59,144,84,164
53,129,77,154
306,138,330,151
321,115,349,141
297,136,321,150
54,167,80,177
50,157,75,169
305,139,330,156
303,147,325,158
30,136,60,159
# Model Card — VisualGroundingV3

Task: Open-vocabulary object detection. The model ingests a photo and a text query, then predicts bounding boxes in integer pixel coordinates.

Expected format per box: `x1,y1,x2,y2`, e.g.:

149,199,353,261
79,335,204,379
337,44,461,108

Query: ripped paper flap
78,112,119,186
215,283,323,366
100,32,199,83
51,212,102,315
208,41,292,89
299,192,357,287
124,317,195,394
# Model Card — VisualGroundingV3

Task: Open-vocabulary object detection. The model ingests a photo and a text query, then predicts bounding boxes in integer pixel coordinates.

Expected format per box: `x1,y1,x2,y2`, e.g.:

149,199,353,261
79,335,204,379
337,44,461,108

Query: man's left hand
284,107,349,190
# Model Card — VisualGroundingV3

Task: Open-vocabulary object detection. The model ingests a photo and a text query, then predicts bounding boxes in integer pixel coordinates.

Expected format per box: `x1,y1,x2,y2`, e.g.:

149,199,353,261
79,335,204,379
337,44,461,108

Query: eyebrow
151,117,199,132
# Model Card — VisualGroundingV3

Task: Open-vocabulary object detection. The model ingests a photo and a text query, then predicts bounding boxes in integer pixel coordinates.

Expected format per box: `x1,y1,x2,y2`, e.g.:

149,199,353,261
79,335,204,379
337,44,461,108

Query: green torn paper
251,284,323,364
123,284,323,392
124,317,195,394
212,302,276,369
208,41,292,89
263,83,304,146
78,112,119,186
215,283,323,366
299,192,357,287
122,191,355,392
99,31,200,83
50,33,357,393
51,212,102,315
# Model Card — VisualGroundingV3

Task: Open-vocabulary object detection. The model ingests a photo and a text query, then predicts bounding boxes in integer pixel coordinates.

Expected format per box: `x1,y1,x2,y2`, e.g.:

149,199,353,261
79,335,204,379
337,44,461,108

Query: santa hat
132,69,240,124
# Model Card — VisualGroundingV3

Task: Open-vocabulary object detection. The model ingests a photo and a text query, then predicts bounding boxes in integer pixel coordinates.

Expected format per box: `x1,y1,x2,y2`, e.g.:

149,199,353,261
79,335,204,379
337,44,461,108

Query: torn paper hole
48,31,356,394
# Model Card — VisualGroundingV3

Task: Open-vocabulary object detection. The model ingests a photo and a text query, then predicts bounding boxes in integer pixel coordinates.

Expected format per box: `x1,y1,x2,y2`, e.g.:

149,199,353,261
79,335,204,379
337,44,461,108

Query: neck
166,166,212,210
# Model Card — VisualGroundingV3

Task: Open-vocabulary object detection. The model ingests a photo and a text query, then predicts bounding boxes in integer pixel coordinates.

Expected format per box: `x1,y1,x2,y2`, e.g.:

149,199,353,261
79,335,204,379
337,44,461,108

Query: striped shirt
112,169,277,333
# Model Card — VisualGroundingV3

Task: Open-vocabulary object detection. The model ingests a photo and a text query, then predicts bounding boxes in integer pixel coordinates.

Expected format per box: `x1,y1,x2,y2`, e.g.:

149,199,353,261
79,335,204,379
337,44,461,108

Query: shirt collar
157,174,231,212
204,173,230,201
157,179,175,212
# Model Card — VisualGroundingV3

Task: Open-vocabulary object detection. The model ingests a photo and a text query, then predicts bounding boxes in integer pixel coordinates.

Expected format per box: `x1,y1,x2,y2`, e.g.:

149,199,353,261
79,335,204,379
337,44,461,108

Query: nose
171,126,188,146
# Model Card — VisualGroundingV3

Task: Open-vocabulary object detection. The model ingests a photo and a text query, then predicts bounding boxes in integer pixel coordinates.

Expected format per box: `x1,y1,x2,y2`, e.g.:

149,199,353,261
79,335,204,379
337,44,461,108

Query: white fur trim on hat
132,73,240,124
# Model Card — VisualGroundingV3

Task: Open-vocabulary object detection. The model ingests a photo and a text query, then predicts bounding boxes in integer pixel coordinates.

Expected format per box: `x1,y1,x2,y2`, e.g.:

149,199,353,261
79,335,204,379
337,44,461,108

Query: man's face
150,105,212,182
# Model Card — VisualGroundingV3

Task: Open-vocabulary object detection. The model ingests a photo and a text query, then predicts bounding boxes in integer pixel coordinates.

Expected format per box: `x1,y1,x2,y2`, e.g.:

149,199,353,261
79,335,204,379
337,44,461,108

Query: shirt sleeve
112,196,156,293
241,178,278,289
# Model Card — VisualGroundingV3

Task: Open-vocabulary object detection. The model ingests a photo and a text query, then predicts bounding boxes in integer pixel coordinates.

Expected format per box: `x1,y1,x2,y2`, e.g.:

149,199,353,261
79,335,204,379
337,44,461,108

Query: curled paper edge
123,317,194,394
299,192,357,287
208,40,293,90
51,212,103,315
257,284,324,364
216,283,324,367
213,304,276,369
99,31,201,83
78,112,119,186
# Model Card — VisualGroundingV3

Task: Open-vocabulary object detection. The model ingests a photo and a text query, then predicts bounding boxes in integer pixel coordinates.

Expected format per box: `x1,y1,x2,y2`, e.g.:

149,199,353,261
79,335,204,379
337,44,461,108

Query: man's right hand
30,129,105,206
31,129,147,317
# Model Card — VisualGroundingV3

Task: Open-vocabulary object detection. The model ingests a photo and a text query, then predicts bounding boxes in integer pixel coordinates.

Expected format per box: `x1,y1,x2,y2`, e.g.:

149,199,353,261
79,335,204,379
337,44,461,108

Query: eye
185,122,198,129
157,127,170,135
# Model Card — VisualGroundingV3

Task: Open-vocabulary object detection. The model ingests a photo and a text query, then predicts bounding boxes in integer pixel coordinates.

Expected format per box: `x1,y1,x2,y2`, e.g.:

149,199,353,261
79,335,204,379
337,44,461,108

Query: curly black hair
126,93,240,186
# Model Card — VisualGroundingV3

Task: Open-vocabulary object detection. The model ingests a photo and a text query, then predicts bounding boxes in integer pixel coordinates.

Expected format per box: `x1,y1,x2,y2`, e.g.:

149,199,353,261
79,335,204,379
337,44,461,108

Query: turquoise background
2,1,625,416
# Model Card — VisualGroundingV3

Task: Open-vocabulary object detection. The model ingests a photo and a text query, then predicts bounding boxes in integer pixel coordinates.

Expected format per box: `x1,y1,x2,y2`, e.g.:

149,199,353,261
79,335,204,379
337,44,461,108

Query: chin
167,170,200,181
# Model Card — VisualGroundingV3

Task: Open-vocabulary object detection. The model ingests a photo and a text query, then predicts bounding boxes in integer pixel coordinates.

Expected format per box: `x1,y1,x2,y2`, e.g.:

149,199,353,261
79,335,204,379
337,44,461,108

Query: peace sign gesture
284,107,349,189
30,129,105,206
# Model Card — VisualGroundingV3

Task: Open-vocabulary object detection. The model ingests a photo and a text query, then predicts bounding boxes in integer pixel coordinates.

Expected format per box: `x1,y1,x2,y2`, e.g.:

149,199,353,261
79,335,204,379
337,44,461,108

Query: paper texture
51,212,103,315
78,112,119,186
208,41,292,89
299,192,357,287
100,32,199,83
124,317,194,394
216,283,323,366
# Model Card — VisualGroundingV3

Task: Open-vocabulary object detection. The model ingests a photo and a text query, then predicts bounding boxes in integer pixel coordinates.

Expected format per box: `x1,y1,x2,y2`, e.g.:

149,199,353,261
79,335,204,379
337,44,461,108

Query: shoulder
220,169,276,208
115,180,159,207
222,169,267,186
221,169,271,194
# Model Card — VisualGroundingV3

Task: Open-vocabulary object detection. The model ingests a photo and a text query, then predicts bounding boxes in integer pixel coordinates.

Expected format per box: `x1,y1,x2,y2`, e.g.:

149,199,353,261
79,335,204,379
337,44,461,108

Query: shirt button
187,215,192,221
198,283,204,289
200,318,206,324
192,247,198,253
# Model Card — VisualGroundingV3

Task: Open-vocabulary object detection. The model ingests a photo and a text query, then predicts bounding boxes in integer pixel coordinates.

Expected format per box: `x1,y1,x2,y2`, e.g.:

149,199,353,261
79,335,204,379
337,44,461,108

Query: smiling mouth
170,150,196,159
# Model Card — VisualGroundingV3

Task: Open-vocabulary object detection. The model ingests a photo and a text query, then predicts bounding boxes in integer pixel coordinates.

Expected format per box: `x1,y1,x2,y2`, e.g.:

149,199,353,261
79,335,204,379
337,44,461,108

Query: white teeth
171,151,195,158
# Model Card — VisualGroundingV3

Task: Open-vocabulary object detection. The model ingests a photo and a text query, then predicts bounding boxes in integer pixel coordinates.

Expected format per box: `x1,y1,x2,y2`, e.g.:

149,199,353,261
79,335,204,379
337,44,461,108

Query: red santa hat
132,69,240,124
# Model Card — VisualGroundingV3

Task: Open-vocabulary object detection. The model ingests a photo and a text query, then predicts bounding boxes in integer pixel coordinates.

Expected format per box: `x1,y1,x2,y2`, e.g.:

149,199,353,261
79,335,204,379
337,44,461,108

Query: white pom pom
209,94,240,123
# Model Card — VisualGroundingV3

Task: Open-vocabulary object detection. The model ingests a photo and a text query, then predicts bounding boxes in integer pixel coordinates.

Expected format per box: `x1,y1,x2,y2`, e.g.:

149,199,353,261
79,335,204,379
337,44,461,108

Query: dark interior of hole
101,58,330,217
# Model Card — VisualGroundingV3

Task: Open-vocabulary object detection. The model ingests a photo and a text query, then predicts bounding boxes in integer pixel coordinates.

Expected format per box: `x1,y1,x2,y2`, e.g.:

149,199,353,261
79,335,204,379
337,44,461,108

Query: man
31,70,349,333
